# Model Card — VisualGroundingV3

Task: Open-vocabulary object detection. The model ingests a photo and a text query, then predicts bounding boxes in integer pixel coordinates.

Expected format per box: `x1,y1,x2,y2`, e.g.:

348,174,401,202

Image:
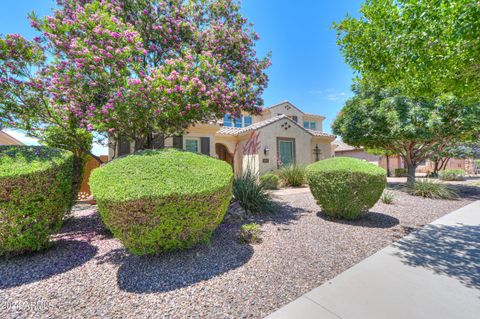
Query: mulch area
1,183,479,318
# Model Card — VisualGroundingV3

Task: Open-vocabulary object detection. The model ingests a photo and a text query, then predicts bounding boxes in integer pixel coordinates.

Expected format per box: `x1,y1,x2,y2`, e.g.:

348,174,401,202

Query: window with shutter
173,136,183,149
200,137,210,155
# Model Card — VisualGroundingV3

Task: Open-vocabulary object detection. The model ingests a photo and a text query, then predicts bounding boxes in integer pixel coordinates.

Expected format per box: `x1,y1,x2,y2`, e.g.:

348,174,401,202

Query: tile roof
217,114,335,139
333,139,362,152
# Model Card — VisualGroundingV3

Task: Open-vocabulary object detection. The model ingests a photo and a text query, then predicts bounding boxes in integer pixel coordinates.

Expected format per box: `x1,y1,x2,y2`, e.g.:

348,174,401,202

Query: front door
277,138,295,167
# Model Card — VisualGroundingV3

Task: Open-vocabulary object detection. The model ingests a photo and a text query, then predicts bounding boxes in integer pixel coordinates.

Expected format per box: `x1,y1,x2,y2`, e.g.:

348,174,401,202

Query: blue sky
0,0,362,154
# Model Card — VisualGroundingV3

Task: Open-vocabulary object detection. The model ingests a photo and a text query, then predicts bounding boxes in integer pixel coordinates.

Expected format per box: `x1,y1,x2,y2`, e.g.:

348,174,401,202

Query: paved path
266,201,480,319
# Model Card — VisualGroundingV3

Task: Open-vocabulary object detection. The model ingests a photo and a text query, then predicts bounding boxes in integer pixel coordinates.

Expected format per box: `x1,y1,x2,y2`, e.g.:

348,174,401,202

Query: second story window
303,121,317,130
224,114,253,128
223,114,233,127
244,116,252,127
234,115,242,128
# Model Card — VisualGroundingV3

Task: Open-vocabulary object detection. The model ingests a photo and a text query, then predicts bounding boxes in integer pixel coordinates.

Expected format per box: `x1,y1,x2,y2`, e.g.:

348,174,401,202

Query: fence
78,155,109,200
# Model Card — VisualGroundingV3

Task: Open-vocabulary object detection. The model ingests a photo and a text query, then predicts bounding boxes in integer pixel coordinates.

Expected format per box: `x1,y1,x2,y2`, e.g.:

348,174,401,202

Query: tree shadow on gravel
248,201,308,226
0,240,98,289
94,224,254,294
316,211,400,229
393,224,480,289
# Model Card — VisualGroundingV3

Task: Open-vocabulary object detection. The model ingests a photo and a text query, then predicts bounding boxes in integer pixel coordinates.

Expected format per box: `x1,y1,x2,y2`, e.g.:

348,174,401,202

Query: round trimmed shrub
259,173,279,190
0,146,73,255
89,149,233,255
306,157,386,220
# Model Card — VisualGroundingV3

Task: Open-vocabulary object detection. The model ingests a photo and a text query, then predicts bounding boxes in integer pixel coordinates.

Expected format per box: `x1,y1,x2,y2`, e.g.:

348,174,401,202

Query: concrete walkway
266,201,480,319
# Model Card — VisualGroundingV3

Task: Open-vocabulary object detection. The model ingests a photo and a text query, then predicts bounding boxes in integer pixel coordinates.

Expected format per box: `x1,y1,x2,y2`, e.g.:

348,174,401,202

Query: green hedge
0,146,73,255
306,157,386,220
394,168,407,177
438,169,465,181
259,173,279,190
89,149,233,255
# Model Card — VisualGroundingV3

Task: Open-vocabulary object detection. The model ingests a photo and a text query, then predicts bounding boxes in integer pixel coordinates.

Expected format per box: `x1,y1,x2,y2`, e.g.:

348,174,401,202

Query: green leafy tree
332,86,480,186
366,148,396,177
429,141,480,175
333,0,480,102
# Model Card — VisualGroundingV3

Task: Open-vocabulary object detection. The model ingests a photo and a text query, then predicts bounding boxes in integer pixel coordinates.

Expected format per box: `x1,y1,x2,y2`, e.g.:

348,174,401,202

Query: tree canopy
0,0,271,158
332,86,480,185
333,0,480,102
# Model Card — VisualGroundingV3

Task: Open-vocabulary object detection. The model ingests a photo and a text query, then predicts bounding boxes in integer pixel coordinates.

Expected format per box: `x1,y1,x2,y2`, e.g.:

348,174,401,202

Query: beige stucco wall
335,150,380,164
237,119,331,175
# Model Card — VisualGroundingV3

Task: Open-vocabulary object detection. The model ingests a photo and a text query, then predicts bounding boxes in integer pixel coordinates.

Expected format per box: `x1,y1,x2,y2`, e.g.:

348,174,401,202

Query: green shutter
200,137,210,155
173,136,183,149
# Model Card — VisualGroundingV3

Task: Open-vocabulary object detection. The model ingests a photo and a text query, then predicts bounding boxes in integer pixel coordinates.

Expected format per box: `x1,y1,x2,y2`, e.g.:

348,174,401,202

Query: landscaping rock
223,201,248,224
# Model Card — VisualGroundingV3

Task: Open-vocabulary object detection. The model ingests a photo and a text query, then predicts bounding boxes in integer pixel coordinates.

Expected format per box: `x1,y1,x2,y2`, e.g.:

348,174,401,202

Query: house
110,101,336,176
0,130,23,145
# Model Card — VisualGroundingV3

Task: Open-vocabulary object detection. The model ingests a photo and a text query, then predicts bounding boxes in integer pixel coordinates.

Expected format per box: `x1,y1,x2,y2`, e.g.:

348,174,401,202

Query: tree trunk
407,163,417,188
386,155,391,177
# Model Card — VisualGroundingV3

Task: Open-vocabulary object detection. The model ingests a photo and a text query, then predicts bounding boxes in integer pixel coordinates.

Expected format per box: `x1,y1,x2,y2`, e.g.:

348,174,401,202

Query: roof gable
264,101,304,115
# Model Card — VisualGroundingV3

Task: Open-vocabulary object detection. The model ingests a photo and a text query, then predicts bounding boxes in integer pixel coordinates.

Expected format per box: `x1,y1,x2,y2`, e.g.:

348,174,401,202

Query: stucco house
0,130,23,145
110,101,336,176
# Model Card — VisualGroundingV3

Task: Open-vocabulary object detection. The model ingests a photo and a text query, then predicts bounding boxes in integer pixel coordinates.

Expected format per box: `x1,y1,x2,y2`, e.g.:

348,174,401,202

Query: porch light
264,146,270,155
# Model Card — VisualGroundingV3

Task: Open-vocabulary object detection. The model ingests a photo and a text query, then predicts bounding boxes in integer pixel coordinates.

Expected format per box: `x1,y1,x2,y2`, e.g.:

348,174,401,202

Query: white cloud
308,90,323,95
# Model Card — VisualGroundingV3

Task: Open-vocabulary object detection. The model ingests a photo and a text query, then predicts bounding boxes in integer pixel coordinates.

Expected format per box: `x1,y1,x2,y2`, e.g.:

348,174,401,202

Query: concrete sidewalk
266,201,480,319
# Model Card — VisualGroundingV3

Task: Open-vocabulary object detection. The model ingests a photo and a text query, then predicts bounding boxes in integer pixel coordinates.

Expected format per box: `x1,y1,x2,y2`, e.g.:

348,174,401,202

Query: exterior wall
310,138,333,162
239,120,316,175
303,114,324,132
335,150,381,164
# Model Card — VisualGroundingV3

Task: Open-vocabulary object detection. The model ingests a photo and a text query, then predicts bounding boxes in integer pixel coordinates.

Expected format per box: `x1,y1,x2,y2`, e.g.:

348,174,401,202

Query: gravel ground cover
1,183,479,318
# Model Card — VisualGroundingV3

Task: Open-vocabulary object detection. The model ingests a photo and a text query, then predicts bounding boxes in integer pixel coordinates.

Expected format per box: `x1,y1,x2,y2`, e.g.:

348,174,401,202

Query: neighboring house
333,139,477,175
110,101,336,176
0,130,23,145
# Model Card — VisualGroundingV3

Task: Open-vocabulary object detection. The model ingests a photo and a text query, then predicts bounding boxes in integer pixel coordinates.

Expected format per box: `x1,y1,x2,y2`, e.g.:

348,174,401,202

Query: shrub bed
0,146,73,255
233,170,276,214
278,165,305,187
394,168,407,177
438,169,465,181
410,179,457,199
89,149,233,255
306,157,386,220
259,173,279,190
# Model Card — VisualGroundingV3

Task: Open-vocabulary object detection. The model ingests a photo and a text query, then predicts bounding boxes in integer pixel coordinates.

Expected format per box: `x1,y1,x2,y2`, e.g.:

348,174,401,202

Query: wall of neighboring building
335,150,380,164
0,131,23,145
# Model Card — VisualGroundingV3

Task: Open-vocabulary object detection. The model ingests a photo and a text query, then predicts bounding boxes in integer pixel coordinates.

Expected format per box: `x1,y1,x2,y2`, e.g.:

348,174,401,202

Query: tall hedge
89,149,233,255
0,146,73,255
306,157,386,220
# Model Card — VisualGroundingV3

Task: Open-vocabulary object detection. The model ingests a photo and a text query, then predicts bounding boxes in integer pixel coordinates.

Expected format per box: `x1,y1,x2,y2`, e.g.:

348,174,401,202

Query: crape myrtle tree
429,141,480,176
333,0,480,102
0,0,271,161
332,86,480,187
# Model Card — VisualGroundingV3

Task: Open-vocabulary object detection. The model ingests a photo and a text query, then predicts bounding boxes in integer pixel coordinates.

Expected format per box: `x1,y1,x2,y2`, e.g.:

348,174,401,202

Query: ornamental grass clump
409,179,457,200
233,170,276,214
0,146,73,255
438,169,465,181
89,149,233,255
306,157,386,220
278,164,305,187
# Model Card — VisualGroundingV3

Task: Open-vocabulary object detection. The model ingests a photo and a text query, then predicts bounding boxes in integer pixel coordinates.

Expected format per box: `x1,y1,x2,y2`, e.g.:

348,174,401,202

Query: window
244,116,252,127
291,115,298,123
303,121,317,130
223,114,232,127
234,115,243,128
185,139,198,153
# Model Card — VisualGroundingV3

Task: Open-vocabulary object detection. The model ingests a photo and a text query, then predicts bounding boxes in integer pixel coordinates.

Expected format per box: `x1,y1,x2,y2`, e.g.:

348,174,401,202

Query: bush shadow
0,239,97,289
95,224,253,294
393,224,480,289
316,211,400,229
245,201,308,226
